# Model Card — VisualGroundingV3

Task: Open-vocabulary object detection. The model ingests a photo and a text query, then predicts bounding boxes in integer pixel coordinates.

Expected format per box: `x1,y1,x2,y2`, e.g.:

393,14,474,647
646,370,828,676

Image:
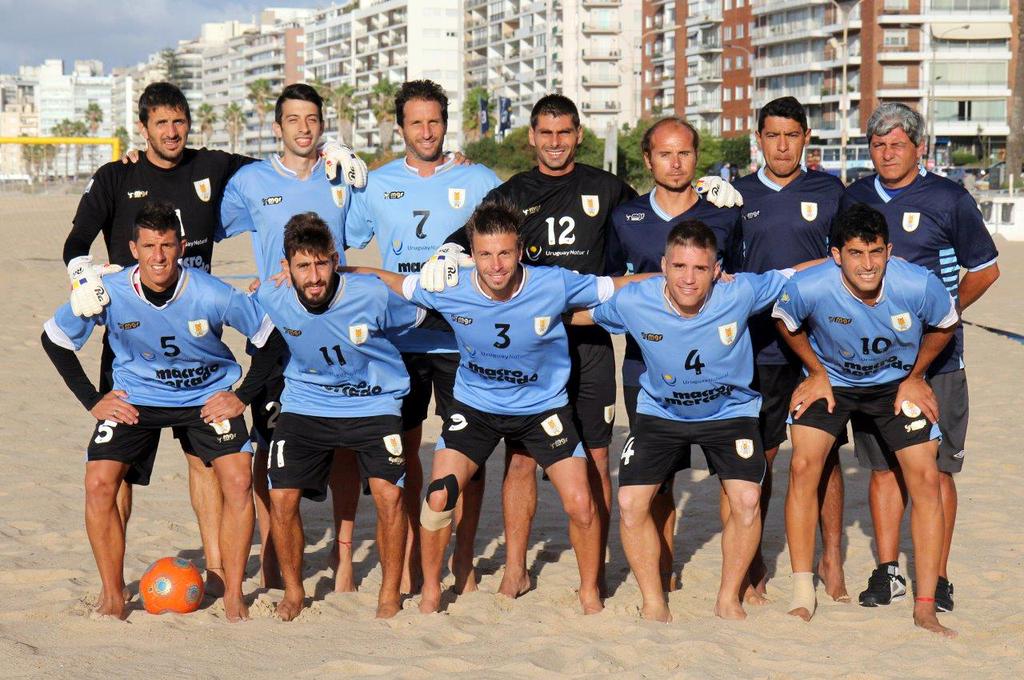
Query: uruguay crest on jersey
541,414,563,436
735,439,754,459
349,323,369,344
448,187,466,209
800,201,818,221
891,312,912,332
534,316,551,335
189,319,209,337
718,321,738,346
383,434,403,457
902,212,920,232
194,178,212,202
582,194,600,217
331,185,346,208
526,245,542,261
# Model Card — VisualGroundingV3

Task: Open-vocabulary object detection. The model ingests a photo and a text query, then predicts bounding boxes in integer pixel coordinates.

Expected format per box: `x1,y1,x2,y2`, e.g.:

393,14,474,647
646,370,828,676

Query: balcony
582,74,621,87
685,67,722,84
582,0,620,6
581,100,621,112
582,21,620,33
685,39,721,56
582,48,621,61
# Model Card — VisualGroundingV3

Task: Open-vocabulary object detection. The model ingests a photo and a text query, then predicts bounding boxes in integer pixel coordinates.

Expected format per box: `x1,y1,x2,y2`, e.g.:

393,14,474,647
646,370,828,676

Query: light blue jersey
772,259,959,388
44,266,268,407
592,272,789,422
346,157,501,353
220,155,349,280
255,274,423,418
404,265,614,416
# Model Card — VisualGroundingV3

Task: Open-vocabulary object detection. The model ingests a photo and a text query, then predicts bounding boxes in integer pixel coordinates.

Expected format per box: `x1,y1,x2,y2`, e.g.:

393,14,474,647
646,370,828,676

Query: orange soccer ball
139,557,205,614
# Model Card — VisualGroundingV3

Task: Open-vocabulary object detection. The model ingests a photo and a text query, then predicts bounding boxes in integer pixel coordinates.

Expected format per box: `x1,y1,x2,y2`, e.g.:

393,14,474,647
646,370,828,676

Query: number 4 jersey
772,258,959,388
590,272,790,422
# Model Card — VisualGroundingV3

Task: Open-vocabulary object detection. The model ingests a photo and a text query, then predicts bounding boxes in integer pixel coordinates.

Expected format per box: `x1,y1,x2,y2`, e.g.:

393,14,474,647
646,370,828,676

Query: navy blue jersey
345,157,500,353
734,168,845,366
45,266,267,406
843,170,998,375
605,189,741,386
255,274,422,418
592,272,788,422
772,258,959,388
404,266,614,415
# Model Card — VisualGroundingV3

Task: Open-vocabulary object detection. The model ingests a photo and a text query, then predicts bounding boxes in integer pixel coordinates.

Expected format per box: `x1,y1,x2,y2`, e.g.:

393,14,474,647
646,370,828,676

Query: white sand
2,192,1022,678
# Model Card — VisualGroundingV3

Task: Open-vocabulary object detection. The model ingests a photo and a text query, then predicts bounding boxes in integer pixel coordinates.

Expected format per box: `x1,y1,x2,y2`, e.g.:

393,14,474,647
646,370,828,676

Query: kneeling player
246,213,434,620
41,201,270,621
772,204,958,638
352,201,649,614
582,220,798,621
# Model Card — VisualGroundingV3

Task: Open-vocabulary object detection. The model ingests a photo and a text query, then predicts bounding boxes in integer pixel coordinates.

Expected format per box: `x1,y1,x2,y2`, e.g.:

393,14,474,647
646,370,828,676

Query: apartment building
0,71,38,179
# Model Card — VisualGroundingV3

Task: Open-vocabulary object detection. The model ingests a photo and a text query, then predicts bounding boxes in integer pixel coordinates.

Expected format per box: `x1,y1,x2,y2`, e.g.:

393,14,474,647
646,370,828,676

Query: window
883,65,908,84
724,57,732,70
736,116,744,130
736,24,744,39
934,61,1006,85
724,88,732,101
883,29,908,48
884,0,909,9
724,26,732,40
735,85,744,100
736,55,744,69
724,117,733,131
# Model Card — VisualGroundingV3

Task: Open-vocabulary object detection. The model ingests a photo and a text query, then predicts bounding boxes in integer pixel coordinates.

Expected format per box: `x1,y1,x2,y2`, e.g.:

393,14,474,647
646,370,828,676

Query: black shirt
63,148,255,270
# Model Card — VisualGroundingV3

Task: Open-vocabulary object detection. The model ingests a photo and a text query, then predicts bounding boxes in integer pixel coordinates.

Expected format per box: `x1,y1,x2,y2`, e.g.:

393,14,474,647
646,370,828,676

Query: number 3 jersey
771,259,959,388
44,266,268,406
344,157,501,354
403,266,614,415
255,274,425,418
590,272,789,422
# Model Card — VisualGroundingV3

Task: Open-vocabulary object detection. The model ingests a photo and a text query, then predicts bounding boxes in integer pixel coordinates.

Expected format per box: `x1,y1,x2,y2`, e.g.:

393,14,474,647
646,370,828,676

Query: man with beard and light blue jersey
589,219,793,624
219,83,361,593
842,103,999,612
345,80,500,595
772,203,958,638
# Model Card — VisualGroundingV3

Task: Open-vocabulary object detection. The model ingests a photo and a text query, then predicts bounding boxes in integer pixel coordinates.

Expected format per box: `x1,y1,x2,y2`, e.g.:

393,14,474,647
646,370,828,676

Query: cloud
0,0,323,74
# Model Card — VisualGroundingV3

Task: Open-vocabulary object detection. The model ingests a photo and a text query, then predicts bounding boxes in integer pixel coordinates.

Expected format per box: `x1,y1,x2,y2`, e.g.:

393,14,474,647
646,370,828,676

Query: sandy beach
1,190,1022,679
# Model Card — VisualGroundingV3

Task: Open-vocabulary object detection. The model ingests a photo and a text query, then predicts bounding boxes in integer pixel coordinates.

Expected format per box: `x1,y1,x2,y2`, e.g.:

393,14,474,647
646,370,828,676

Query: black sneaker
858,561,907,607
935,577,954,612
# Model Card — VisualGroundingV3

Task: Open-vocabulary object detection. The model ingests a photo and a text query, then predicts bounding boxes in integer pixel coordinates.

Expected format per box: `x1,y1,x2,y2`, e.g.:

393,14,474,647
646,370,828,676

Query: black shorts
620,415,766,486
439,401,585,470
86,406,251,486
400,351,458,431
268,413,406,501
566,329,616,448
249,364,284,449
624,384,692,492
794,381,940,453
853,369,968,473
753,362,803,450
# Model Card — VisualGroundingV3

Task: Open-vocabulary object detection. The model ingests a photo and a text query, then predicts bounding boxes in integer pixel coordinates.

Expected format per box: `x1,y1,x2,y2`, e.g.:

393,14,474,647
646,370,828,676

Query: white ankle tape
789,572,816,614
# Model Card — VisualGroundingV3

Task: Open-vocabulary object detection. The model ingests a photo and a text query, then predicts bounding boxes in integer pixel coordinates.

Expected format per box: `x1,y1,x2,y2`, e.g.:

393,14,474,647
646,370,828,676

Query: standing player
773,204,958,638
731,96,848,602
246,214,428,620
219,83,361,592
353,201,650,614
586,220,796,622
843,103,999,611
605,117,741,593
345,80,501,594
42,201,270,621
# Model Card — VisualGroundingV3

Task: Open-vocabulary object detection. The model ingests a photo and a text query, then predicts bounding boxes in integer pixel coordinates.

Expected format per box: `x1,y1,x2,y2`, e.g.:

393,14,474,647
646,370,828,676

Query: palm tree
51,119,73,179
247,79,273,157
223,102,245,154
1007,0,1024,189
70,120,89,177
84,102,103,168
160,48,186,87
114,126,130,160
369,78,398,151
195,103,217,148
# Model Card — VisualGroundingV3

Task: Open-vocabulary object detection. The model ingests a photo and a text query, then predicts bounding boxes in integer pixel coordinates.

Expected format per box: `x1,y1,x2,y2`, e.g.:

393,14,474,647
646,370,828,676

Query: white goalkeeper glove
68,255,122,317
320,137,367,189
695,176,744,208
419,243,474,293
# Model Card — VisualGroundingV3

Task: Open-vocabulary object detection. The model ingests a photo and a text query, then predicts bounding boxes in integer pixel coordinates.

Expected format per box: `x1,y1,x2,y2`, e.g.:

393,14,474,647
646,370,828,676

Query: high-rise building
0,71,38,180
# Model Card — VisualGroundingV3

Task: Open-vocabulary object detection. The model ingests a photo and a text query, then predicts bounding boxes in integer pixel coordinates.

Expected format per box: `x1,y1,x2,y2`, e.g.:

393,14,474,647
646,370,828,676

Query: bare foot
787,606,813,622
275,588,305,621
816,554,850,602
660,571,679,593
205,567,226,599
418,582,442,614
376,599,401,619
99,585,131,604
579,585,603,615
497,569,531,599
95,588,129,620
451,554,478,594
223,591,250,622
914,606,957,639
640,601,672,623
714,597,747,620
331,541,356,593
742,585,770,605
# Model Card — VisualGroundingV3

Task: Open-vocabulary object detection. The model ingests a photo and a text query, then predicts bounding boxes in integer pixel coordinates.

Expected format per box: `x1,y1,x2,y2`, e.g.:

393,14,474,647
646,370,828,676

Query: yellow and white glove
68,255,122,317
419,243,474,293
695,176,744,208
320,137,367,188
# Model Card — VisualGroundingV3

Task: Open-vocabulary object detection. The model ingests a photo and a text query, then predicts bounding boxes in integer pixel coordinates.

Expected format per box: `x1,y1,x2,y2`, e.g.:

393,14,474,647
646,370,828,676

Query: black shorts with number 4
86,406,251,486
620,414,766,486
439,401,585,470
267,412,406,501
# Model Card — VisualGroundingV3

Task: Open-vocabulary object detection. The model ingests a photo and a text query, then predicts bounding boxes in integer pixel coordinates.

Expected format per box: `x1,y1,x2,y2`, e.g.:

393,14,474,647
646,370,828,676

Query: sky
0,0,328,74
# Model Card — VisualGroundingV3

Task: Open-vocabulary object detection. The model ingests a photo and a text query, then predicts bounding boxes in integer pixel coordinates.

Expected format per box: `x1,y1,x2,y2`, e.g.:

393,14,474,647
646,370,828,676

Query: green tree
113,126,130,160
51,119,74,179
195,103,217,148
223,102,245,154
312,79,357,141
369,78,399,151
462,86,494,142
160,48,186,86
84,101,103,167
247,79,273,157
70,120,89,177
